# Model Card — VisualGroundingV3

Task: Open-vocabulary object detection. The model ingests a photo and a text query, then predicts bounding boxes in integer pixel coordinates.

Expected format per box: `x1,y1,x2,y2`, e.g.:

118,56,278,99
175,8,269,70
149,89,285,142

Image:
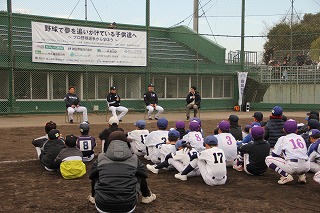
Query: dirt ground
0,113,319,213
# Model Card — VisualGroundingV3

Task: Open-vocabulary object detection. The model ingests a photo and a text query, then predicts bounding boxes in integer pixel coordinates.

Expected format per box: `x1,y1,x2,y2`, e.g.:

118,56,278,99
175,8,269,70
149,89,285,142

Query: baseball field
0,111,319,213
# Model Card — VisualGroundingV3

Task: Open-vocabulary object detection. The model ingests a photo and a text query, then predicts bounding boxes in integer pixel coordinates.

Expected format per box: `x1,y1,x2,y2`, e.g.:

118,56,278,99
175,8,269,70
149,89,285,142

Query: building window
223,77,233,98
52,72,66,99
31,72,48,99
97,73,110,100
126,74,142,99
178,75,190,98
152,75,165,98
213,76,224,98
14,72,30,99
201,76,213,98
166,75,178,98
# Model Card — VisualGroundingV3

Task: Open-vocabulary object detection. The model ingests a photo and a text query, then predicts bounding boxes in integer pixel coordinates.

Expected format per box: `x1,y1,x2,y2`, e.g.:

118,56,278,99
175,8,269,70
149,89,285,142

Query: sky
1,0,319,58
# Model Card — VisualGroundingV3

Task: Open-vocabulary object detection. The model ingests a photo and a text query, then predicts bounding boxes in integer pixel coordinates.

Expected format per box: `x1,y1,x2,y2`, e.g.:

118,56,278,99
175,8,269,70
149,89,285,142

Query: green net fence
0,1,319,114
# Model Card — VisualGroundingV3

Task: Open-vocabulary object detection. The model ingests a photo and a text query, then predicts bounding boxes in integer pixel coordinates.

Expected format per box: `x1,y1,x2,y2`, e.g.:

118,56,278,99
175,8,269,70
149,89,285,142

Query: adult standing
106,86,128,122
185,86,201,120
144,84,164,120
64,86,88,124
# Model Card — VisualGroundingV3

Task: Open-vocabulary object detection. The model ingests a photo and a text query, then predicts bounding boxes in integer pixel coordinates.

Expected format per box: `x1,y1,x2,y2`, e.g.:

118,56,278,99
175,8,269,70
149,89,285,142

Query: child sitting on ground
77,122,96,162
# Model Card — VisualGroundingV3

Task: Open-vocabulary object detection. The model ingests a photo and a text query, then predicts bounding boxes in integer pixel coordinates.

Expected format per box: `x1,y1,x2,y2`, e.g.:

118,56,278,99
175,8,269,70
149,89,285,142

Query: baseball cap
306,114,319,121
309,129,320,138
168,129,180,138
250,122,261,128
65,134,78,147
189,120,200,131
134,120,146,129
157,117,168,129
244,124,251,133
252,112,263,121
48,129,60,140
175,140,187,150
283,119,297,133
79,122,90,132
272,106,283,116
218,120,230,131
110,86,116,90
191,117,201,126
307,110,319,118
175,121,185,129
109,116,119,125
228,115,239,123
204,135,218,146
308,119,320,129
148,83,154,87
251,126,264,139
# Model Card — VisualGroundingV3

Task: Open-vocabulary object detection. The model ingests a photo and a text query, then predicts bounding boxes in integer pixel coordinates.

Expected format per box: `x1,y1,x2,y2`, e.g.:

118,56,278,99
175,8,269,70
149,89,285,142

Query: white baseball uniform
197,147,227,186
307,140,320,173
169,147,200,177
182,131,205,152
127,129,150,156
215,133,237,167
314,171,320,184
265,134,310,175
144,130,169,163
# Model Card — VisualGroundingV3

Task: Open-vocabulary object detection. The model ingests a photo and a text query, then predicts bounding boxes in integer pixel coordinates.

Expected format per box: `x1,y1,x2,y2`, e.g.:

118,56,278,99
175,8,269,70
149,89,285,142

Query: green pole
145,0,150,86
7,0,14,113
240,0,245,72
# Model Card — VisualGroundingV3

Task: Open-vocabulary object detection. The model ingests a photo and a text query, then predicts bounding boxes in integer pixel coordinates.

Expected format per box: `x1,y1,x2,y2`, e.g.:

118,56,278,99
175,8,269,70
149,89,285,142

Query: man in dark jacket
144,84,164,120
88,131,156,212
40,129,65,171
64,86,88,124
264,106,285,148
233,126,270,175
228,114,243,141
186,86,201,120
106,86,128,122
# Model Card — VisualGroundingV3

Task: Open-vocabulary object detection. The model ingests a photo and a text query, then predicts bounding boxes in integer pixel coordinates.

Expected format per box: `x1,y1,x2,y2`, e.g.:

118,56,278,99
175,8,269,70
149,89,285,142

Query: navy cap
307,110,319,118
175,121,185,129
134,120,146,129
308,119,320,129
228,115,239,123
48,129,60,140
110,86,116,90
252,112,263,121
65,134,78,147
218,120,230,131
272,106,283,116
204,135,218,146
168,129,180,138
309,129,320,138
157,117,168,129
175,140,187,150
251,126,264,139
189,120,200,131
284,119,297,133
148,83,154,87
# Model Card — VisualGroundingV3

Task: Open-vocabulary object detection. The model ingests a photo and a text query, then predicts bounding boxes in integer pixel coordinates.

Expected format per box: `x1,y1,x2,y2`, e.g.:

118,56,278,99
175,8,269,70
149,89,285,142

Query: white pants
310,162,320,173
130,143,146,157
67,106,88,122
265,156,310,175
146,105,164,118
169,158,200,177
83,154,95,162
198,160,227,186
109,106,128,120
148,146,161,164
314,171,320,184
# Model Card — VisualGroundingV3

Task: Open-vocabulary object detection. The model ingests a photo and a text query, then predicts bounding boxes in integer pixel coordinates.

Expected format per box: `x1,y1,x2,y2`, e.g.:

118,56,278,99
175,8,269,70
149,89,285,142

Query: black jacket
238,139,270,175
40,139,65,169
186,92,201,108
264,116,285,148
143,91,158,106
230,125,243,141
106,93,121,107
64,93,80,107
89,139,148,213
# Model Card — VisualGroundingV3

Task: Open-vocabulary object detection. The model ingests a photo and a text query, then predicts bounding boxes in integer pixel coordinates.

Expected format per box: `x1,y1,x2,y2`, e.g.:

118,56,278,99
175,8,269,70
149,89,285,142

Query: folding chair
144,107,148,120
65,110,81,123
106,103,110,121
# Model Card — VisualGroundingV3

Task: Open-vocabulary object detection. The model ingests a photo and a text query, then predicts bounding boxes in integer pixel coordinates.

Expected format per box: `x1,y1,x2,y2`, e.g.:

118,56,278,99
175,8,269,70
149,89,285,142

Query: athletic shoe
87,194,95,204
69,119,73,124
278,174,294,185
233,164,244,172
155,117,159,120
141,192,156,204
174,173,187,181
148,117,153,120
298,174,307,183
146,164,159,174
144,155,151,160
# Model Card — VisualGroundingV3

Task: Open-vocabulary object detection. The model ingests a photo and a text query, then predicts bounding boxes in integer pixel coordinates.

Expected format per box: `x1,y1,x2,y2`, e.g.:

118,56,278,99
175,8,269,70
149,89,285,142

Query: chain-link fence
0,1,319,114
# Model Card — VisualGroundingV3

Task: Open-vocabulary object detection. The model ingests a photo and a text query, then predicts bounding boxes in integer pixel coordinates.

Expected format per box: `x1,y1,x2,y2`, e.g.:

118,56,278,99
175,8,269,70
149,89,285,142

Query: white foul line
0,159,38,164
